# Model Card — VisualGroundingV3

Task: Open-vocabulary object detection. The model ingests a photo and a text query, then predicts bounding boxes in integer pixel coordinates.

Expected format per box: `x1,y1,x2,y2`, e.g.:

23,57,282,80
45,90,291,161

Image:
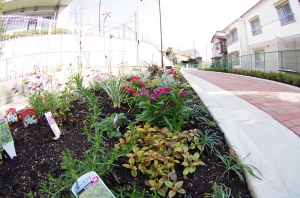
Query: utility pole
99,0,102,33
136,0,139,69
206,44,208,68
159,0,164,68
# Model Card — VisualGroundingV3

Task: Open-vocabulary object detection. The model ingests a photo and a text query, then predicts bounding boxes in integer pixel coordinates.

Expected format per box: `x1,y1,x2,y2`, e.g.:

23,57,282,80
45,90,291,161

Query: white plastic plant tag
3,141,16,159
0,117,16,159
44,112,61,139
114,114,120,131
71,171,115,198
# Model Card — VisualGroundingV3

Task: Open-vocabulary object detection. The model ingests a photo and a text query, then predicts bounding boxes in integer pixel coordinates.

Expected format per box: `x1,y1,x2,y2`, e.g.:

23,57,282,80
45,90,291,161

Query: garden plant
0,66,262,197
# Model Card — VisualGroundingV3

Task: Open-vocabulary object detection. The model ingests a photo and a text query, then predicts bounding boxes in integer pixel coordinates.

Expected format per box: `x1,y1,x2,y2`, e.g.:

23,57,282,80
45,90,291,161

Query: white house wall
243,0,300,49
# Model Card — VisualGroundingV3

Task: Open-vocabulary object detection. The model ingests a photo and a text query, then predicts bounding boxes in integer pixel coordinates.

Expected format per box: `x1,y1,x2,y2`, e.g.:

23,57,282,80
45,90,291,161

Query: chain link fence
211,50,300,73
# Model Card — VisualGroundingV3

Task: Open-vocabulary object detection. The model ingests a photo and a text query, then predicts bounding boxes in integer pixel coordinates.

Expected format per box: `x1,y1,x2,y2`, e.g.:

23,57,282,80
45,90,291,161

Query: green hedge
200,68,300,87
0,28,72,41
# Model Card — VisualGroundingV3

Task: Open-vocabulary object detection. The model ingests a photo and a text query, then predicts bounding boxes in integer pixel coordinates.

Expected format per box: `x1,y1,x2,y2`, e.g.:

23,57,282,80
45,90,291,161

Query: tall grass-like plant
99,75,127,108
204,182,231,198
216,150,262,182
198,130,222,156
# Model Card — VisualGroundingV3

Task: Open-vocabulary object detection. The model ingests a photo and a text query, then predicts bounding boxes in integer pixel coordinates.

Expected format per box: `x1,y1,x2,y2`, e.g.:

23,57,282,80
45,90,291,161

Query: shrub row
0,28,72,41
202,68,300,87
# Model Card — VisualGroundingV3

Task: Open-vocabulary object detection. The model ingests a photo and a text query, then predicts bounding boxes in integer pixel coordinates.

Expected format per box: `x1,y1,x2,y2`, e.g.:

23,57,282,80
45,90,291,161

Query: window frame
277,3,296,25
254,51,265,67
231,30,238,43
250,19,262,36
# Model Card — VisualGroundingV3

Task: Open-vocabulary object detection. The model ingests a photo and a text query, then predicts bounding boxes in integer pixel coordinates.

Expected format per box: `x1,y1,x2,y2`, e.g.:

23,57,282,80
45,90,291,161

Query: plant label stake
6,108,18,123
0,117,16,159
114,114,120,131
44,112,61,139
20,108,38,128
71,171,115,198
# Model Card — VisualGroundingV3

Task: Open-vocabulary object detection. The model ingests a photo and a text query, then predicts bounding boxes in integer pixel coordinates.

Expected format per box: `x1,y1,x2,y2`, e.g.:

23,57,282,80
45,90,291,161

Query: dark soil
0,91,252,198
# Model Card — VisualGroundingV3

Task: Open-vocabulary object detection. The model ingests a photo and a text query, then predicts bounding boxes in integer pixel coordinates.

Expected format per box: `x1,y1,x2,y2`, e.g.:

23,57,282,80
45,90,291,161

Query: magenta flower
167,102,172,108
125,88,131,94
150,93,159,100
139,81,145,86
133,93,137,97
130,75,141,82
180,91,188,96
156,88,164,95
163,87,171,92
140,89,151,95
179,78,183,82
110,35,114,39
103,12,111,20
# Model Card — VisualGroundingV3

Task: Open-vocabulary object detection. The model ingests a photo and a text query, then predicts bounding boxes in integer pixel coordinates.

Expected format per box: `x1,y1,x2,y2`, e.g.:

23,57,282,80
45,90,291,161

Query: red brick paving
184,69,300,136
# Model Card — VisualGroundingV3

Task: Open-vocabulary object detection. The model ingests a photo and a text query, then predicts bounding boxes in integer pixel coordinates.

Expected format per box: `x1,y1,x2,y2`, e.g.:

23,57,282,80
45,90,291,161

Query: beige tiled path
184,69,300,136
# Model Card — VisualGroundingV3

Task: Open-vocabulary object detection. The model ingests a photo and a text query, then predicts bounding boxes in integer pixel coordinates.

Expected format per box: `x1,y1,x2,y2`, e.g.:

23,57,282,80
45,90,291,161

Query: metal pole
99,0,101,33
206,44,207,68
159,0,164,68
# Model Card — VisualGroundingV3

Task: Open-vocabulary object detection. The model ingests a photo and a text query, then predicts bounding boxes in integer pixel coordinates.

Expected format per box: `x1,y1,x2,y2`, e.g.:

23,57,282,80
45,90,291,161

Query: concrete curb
180,69,300,198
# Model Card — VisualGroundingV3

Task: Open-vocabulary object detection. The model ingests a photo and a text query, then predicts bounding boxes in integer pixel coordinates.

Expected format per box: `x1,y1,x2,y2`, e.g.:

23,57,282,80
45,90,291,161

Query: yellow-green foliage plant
119,123,205,197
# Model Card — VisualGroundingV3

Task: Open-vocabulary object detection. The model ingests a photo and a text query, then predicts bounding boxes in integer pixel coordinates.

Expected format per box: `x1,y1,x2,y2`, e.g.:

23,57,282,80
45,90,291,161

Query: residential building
3,0,73,28
211,31,227,68
212,0,300,72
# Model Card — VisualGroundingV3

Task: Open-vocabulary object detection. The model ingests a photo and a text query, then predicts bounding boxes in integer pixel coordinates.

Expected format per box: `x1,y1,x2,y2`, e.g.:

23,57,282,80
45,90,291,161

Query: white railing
0,14,171,82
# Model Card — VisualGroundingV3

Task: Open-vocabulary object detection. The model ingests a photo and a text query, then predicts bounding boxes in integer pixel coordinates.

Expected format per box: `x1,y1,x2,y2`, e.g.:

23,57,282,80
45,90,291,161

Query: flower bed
0,67,261,197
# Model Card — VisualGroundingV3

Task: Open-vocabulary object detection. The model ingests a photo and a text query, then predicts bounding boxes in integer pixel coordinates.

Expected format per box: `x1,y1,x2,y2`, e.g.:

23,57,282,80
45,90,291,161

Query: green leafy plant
120,124,205,197
198,130,222,156
135,86,192,131
164,172,186,198
216,149,262,182
116,182,148,198
97,113,128,138
98,75,127,108
204,182,232,198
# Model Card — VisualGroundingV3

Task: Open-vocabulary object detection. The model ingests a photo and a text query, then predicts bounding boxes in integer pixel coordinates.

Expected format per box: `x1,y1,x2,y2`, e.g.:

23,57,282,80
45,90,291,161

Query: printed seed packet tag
6,108,18,122
71,171,115,198
44,112,61,139
114,114,120,131
20,108,38,128
0,117,16,159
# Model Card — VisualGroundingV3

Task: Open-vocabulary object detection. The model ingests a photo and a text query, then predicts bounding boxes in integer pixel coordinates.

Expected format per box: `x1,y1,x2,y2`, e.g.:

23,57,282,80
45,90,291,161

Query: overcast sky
75,0,260,60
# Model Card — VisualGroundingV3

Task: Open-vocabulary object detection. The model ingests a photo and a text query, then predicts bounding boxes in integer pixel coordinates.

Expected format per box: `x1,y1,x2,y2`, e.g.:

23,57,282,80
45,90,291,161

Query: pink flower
180,91,188,96
11,84,19,94
133,93,137,97
169,71,176,75
140,89,151,95
179,78,183,82
130,75,141,82
163,87,171,92
124,87,131,94
167,102,172,108
150,93,159,100
139,81,145,86
110,35,114,39
156,88,164,95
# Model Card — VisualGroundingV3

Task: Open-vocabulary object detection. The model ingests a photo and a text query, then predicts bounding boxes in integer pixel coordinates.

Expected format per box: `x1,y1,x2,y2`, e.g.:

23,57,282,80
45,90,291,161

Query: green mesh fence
210,50,300,73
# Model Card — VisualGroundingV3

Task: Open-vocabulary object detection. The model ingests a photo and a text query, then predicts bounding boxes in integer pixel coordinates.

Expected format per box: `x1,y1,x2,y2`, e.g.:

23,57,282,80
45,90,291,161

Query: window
255,51,265,66
232,30,238,43
277,3,295,25
228,52,240,66
251,19,262,36
215,43,219,50
226,29,238,46
226,34,232,46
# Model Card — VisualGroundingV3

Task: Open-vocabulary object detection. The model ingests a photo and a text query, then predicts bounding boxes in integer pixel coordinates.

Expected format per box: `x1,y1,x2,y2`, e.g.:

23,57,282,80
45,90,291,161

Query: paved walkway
184,69,300,136
181,68,300,198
